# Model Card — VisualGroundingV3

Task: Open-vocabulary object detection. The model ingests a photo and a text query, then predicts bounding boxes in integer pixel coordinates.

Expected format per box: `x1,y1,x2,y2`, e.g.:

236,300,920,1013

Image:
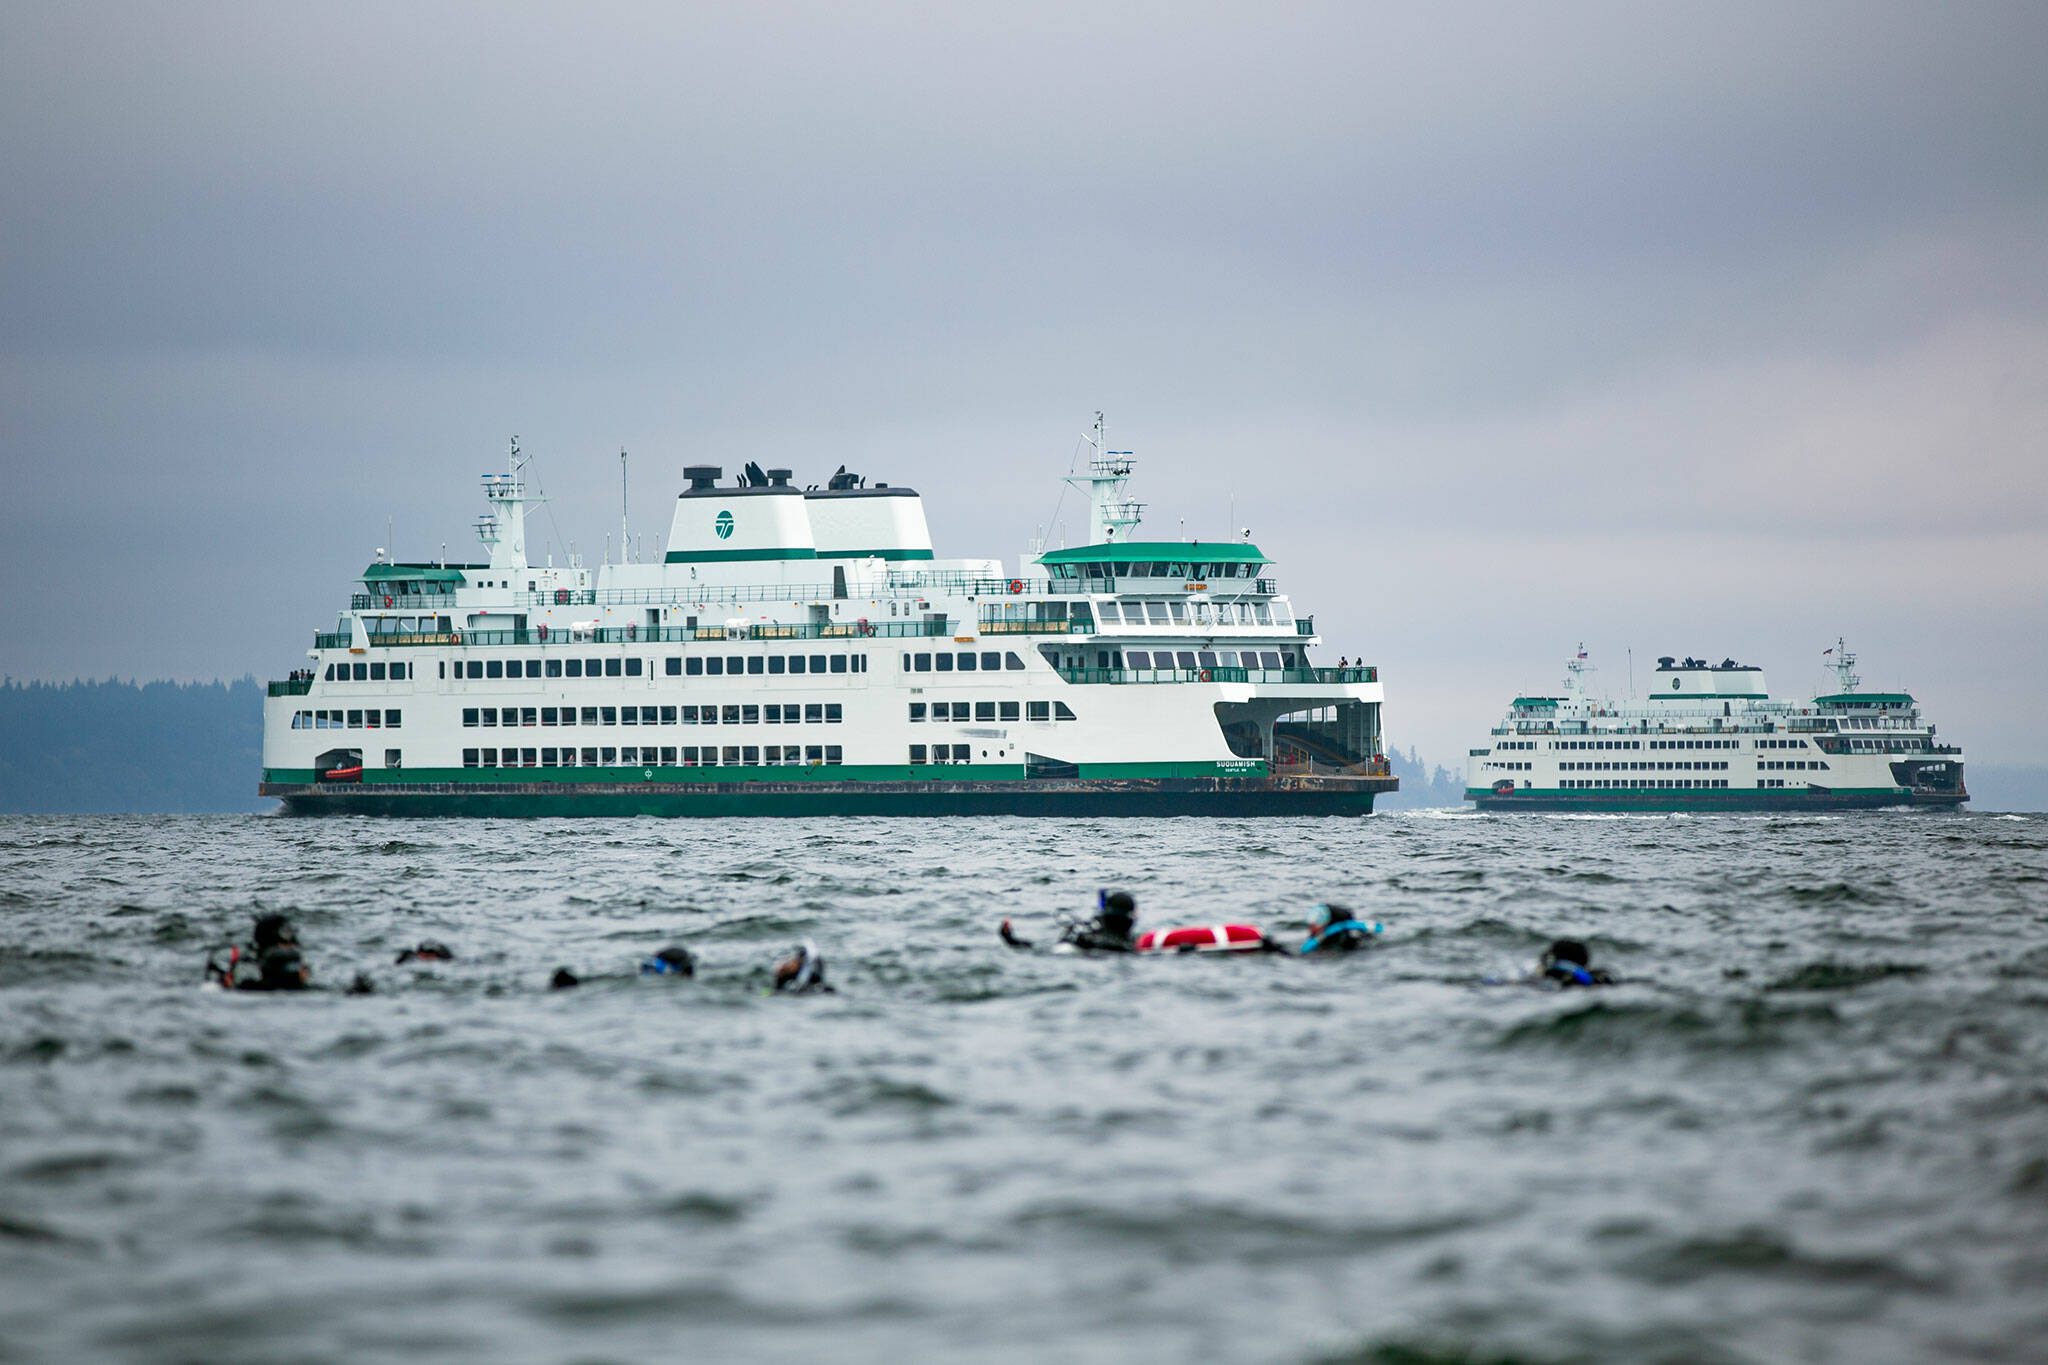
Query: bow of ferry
260,426,1396,817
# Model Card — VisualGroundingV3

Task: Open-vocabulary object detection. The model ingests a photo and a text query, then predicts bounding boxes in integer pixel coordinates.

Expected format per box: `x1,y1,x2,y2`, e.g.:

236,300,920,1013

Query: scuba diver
1539,938,1614,988
772,939,834,993
207,914,312,991
393,940,455,965
1298,904,1384,955
549,967,580,990
1059,890,1138,953
640,945,696,977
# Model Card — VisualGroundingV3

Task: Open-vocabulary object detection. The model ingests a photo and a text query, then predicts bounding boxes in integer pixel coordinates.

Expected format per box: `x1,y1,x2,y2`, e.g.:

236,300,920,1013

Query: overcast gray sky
3,2,2044,767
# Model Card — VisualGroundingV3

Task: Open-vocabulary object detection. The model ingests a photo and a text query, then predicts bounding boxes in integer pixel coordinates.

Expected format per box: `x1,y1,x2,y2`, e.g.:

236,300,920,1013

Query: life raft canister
1134,924,1267,954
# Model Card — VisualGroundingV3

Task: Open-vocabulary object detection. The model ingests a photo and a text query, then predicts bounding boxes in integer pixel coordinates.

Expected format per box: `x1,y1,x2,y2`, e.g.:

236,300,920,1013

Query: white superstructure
261,421,1394,816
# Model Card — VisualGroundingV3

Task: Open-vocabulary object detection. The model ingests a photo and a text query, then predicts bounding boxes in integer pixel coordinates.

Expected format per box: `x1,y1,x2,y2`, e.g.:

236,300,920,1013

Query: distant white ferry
260,418,1396,816
1464,643,1966,812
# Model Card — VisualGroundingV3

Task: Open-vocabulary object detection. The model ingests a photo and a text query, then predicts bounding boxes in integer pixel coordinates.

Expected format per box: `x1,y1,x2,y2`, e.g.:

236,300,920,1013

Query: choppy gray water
2,811,2046,1364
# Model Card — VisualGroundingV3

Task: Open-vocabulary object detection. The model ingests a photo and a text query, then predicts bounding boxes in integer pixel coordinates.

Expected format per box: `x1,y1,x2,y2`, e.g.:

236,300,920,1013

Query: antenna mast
1829,636,1860,693
620,449,630,565
1061,412,1145,546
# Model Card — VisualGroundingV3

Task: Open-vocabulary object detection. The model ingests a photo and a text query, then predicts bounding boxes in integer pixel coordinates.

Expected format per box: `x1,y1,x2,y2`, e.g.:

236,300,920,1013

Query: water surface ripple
2,812,2046,1363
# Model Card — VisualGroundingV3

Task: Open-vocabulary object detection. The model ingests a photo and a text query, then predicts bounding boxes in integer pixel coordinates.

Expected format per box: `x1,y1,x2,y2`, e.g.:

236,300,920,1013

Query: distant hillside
0,678,267,814
1378,746,1468,810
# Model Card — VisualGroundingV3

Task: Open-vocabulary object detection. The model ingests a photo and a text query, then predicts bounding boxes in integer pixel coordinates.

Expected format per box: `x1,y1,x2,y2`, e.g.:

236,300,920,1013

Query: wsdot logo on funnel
714,510,735,540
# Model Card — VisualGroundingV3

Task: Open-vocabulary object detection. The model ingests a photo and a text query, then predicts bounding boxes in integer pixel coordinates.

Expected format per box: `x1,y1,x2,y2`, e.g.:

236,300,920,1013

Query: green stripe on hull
260,779,1388,818
1465,787,1965,813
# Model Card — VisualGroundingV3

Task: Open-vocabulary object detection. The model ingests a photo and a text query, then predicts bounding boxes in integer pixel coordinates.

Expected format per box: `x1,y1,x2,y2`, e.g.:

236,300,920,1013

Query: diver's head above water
641,945,696,977
773,939,831,993
1539,938,1611,986
252,914,298,952
1096,890,1137,937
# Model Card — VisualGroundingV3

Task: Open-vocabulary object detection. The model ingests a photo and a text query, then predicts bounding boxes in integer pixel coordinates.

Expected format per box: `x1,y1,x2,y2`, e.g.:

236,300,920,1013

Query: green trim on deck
662,547,820,564
816,548,936,560
363,564,468,583
1816,693,1915,706
1510,697,1561,709
1036,541,1269,566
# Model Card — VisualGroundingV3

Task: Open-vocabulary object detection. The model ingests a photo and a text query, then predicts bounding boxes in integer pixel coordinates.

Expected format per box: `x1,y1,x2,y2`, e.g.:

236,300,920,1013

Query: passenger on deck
640,945,696,977
1539,938,1614,988
773,939,834,993
1059,890,1138,953
1298,904,1383,954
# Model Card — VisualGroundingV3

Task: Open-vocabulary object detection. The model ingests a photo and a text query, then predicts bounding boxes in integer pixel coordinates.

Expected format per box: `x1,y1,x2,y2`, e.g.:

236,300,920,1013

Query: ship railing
1295,616,1314,635
266,677,314,697
314,619,955,650
1058,665,1377,686
501,573,1032,610
976,615,1087,635
352,592,459,610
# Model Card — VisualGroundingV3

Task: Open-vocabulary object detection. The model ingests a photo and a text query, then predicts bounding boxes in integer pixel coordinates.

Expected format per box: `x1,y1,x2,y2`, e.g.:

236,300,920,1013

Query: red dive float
1134,923,1269,953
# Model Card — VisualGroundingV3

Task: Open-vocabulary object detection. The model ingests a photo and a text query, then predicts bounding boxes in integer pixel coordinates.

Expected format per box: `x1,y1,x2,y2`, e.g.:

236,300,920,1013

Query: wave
1766,960,1927,991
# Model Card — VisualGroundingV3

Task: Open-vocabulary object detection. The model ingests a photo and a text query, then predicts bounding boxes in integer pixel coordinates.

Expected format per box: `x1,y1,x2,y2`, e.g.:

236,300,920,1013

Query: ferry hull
262,775,1396,818
1468,787,1967,814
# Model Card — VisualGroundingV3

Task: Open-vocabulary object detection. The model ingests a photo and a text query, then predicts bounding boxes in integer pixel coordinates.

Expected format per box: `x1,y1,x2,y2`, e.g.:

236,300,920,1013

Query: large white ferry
1464,645,1966,812
261,420,1395,816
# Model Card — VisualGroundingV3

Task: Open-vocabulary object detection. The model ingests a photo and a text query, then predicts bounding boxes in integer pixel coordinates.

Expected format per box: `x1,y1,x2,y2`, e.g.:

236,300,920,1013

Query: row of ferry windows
464,704,843,727
1524,737,1813,753
1564,761,1730,772
1125,648,1291,670
1562,779,1730,789
908,745,974,764
910,701,1077,723
435,653,870,681
903,651,1027,673
326,663,416,681
1095,600,1282,627
1047,561,1261,581
463,746,843,769
291,709,402,729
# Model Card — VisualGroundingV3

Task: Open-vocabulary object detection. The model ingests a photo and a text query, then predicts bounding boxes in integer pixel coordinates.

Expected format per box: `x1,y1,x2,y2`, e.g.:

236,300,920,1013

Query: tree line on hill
0,678,268,814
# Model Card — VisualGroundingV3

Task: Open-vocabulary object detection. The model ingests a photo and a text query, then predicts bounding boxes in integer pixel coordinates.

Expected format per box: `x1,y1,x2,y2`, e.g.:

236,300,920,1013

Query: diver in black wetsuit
394,940,455,965
207,914,309,990
773,939,834,993
1297,903,1383,955
1539,938,1614,988
640,945,696,977
1058,890,1138,953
